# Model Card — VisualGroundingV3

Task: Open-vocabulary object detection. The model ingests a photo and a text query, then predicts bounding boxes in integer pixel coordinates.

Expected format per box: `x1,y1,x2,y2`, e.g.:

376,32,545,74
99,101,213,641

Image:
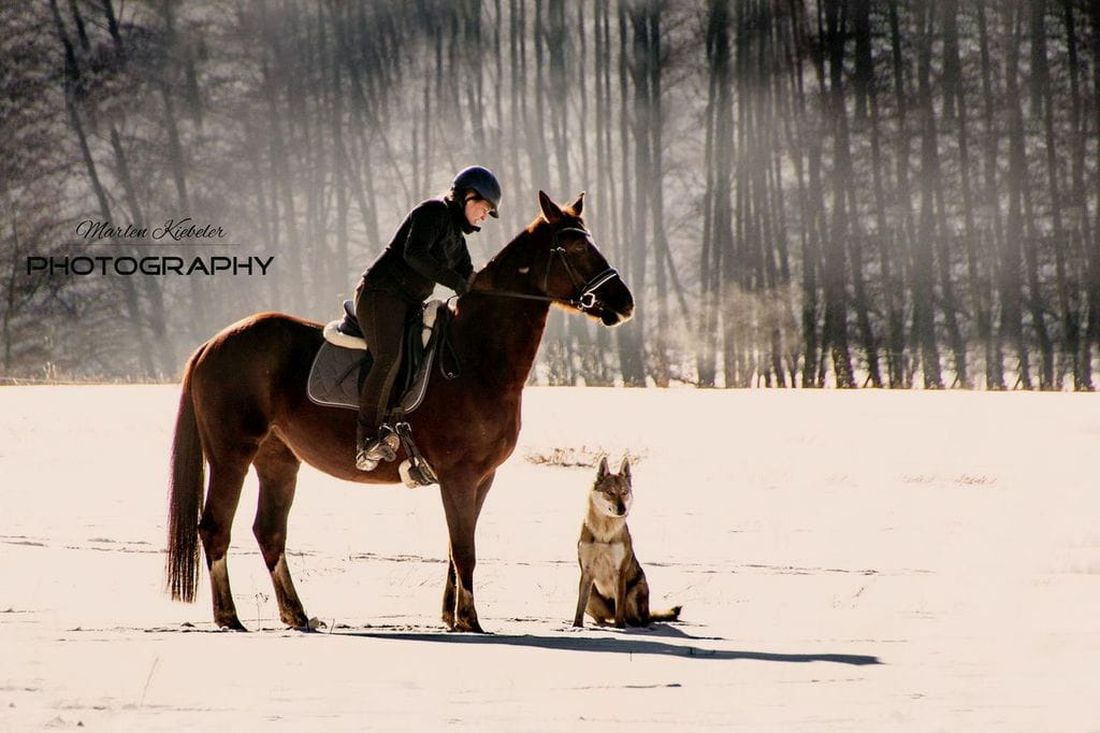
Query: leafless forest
2,0,1098,388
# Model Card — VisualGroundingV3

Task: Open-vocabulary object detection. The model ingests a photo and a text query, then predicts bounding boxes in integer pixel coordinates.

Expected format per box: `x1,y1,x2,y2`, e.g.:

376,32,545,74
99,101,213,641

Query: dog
573,456,682,628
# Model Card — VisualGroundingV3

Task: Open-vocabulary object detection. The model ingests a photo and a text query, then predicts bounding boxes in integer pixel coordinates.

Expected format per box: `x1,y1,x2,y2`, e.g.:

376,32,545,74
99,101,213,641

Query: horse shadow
337,625,882,666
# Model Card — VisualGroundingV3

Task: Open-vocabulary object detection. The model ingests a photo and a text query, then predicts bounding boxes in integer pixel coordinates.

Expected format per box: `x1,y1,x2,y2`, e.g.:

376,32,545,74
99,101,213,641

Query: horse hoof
287,616,325,632
217,618,248,632
282,612,319,631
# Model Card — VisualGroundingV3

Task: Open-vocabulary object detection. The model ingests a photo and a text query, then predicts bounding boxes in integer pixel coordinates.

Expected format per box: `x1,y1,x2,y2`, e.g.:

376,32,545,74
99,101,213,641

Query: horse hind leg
252,434,310,630
197,452,253,631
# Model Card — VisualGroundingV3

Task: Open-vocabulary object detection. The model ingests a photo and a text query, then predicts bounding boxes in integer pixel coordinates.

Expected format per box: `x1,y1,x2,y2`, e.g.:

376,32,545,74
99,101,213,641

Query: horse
165,191,634,633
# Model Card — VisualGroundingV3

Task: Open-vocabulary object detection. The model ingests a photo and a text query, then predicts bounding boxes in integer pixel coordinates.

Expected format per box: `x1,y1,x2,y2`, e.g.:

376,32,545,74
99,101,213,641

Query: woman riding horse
354,166,502,471
166,190,633,633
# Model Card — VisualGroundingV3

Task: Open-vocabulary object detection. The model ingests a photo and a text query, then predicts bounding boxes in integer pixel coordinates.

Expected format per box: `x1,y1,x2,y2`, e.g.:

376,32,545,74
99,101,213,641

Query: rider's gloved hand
453,273,475,296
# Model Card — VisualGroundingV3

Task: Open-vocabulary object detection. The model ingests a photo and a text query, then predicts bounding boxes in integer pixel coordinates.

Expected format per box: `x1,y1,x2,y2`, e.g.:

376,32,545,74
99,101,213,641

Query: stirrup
399,459,437,488
393,422,438,488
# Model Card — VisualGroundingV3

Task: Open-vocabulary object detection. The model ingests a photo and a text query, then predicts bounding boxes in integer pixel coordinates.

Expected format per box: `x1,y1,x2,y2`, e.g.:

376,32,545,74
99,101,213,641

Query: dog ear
596,456,609,480
619,455,631,480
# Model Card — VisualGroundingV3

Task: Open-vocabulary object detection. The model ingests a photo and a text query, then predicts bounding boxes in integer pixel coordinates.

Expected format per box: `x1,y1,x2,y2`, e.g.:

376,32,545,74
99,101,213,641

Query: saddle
307,299,449,417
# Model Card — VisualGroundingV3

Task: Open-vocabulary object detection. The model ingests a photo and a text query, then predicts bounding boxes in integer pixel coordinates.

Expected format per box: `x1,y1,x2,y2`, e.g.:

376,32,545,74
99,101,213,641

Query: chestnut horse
165,191,634,632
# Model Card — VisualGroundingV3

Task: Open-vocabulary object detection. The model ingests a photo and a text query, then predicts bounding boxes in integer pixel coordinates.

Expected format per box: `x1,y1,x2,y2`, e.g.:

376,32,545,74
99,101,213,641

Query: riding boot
356,421,401,472
355,416,380,471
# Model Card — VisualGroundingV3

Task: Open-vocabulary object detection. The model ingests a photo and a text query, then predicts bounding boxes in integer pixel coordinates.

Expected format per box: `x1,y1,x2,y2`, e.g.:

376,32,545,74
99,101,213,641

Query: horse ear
569,191,585,216
596,456,609,480
538,190,563,223
619,455,631,480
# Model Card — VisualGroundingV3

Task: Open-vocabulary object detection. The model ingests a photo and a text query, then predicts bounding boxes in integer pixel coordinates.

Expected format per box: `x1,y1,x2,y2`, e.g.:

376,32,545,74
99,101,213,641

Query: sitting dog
573,456,681,628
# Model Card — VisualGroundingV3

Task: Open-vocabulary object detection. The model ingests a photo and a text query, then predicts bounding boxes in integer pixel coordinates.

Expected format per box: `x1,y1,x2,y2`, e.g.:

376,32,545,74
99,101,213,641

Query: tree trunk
329,4,350,304
889,0,920,385
256,6,308,316
1001,6,1034,388
1013,0,1052,390
945,0,996,389
546,0,571,194
616,3,646,386
918,0,963,387
647,2,671,387
158,0,208,339
822,0,855,388
50,0,155,377
699,0,730,387
865,14,905,387
3,200,22,374
108,126,175,374
787,0,820,387
977,1,1007,389
1034,0,1079,389
1063,0,1094,389
98,6,174,374
1076,0,1099,389
593,0,618,387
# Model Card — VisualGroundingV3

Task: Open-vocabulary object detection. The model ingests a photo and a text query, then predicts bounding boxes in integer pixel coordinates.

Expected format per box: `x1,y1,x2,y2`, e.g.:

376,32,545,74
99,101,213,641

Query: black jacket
362,196,475,302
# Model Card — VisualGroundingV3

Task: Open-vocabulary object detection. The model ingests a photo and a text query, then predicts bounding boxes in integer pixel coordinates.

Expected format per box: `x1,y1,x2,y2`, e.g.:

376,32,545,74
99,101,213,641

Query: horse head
475,190,634,327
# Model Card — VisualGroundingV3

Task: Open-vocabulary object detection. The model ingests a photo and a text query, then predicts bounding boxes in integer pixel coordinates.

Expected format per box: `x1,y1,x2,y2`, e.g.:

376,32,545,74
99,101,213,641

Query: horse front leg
440,472,494,633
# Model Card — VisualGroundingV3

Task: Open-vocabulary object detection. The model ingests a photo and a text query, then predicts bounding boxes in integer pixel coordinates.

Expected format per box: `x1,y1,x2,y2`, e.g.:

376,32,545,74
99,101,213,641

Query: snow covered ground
1,385,1099,731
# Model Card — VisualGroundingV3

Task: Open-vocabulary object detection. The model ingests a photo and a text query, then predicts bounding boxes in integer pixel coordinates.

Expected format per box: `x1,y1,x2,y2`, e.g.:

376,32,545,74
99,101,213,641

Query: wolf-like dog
573,456,682,628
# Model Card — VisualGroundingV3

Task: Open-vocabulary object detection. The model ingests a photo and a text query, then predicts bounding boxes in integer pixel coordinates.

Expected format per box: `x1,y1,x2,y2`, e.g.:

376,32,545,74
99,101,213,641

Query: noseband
481,226,622,313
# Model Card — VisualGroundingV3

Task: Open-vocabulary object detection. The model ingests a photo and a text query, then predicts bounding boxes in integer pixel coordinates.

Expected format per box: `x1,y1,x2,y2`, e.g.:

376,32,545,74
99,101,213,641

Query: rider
354,165,502,471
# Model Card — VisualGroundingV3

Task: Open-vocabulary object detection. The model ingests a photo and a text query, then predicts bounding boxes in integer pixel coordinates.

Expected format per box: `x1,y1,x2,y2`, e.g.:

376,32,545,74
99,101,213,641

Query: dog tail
650,605,682,622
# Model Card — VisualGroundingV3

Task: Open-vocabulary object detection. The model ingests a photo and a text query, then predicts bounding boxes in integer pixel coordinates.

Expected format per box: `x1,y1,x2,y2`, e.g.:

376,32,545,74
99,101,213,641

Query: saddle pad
306,323,443,415
307,341,364,410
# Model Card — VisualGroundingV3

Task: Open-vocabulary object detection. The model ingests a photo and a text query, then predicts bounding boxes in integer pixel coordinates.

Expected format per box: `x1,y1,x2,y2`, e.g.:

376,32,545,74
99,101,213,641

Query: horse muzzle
579,269,633,327
598,302,633,327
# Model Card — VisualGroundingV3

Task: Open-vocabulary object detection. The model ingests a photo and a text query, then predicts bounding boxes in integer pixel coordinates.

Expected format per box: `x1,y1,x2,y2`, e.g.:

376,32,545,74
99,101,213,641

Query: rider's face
464,197,493,227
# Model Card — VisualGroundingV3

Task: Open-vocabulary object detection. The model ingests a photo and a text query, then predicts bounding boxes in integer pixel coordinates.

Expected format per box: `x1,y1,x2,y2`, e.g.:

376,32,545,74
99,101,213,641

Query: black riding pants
353,280,414,446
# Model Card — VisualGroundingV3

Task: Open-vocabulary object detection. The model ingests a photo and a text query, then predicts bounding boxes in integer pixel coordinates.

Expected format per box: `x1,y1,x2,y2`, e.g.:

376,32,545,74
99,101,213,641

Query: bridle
438,226,623,381
478,226,622,313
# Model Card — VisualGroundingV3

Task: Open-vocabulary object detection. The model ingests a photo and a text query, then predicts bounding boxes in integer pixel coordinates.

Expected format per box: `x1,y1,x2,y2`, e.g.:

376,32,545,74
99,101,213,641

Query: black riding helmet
453,166,501,218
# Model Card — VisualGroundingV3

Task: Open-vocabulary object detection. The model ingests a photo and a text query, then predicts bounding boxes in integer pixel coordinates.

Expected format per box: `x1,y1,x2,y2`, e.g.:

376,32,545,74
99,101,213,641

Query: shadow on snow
337,629,882,666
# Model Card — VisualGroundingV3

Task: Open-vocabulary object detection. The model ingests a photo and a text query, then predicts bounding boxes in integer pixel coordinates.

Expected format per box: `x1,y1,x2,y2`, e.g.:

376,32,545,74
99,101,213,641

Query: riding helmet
452,166,501,218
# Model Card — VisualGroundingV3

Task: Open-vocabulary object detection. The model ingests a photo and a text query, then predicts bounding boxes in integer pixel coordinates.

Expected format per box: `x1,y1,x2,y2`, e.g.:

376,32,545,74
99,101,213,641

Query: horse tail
165,348,206,603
